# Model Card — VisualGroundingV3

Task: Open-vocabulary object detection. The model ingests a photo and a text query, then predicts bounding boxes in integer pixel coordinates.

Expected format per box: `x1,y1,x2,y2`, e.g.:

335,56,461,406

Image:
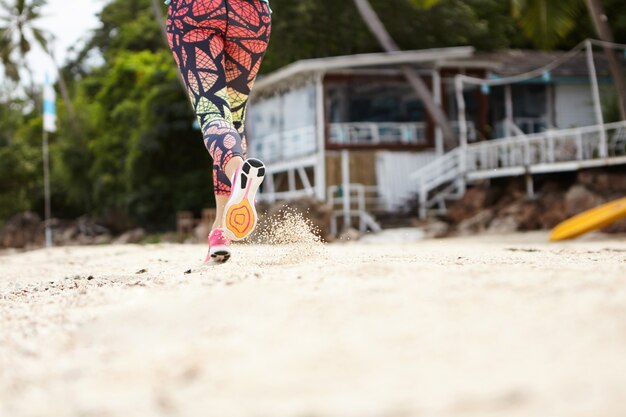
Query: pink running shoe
205,228,231,263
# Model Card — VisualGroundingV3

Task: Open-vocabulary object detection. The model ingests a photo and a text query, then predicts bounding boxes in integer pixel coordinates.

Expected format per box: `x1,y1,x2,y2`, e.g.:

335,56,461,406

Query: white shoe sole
208,245,231,263
223,158,265,241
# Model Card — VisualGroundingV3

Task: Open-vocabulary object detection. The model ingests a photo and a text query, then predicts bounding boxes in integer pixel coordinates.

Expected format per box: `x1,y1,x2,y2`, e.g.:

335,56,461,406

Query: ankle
224,156,244,180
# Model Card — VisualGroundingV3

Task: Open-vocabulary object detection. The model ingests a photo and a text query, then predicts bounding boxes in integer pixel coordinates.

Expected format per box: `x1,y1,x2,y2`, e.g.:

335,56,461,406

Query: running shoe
223,158,265,241
205,228,231,263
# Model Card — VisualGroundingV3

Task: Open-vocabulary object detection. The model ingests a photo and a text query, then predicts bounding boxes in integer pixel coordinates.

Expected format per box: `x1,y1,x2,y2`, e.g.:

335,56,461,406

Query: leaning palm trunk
150,0,171,48
151,0,188,93
46,49,80,133
353,0,456,147
585,0,626,121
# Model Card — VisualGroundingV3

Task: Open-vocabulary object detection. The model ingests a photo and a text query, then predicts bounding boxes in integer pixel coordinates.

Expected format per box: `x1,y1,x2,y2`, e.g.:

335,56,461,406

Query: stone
447,186,488,223
517,202,542,231
603,219,626,234
114,228,146,244
0,212,43,249
487,215,519,234
456,209,494,236
76,216,110,237
535,186,568,229
564,185,604,217
421,219,451,239
578,169,626,194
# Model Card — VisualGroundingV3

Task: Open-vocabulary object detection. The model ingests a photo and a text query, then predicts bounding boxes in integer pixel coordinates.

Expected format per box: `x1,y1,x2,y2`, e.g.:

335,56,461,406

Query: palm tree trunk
47,50,80,134
150,0,171,49
352,0,456,147
151,0,189,95
585,0,626,121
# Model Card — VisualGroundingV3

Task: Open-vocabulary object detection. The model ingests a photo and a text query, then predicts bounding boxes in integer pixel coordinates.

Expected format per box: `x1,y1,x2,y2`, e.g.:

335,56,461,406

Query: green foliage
511,0,584,49
0,99,43,221
262,0,523,73
87,0,163,58
0,0,50,82
56,48,213,229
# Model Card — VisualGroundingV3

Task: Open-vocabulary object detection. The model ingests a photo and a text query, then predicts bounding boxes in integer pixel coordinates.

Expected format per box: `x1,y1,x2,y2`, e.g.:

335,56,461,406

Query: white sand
1,233,626,417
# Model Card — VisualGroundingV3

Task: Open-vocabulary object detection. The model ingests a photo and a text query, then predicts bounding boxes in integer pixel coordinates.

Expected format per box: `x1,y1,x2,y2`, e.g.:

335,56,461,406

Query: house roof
254,47,617,96
472,50,615,78
254,46,476,93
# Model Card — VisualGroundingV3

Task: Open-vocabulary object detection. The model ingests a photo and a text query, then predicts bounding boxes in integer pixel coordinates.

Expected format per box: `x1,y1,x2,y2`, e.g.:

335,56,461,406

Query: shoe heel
224,158,265,241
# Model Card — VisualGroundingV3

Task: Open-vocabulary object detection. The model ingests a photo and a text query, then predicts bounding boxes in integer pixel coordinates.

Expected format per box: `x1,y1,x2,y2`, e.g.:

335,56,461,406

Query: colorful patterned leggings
167,0,271,195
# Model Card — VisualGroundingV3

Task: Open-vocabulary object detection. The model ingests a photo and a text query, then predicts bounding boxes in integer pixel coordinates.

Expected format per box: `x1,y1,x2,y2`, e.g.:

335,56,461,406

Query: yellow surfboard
550,197,626,241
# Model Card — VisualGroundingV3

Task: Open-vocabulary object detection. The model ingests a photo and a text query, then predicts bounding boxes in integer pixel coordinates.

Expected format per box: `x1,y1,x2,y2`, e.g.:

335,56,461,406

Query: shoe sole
224,158,265,241
207,245,231,263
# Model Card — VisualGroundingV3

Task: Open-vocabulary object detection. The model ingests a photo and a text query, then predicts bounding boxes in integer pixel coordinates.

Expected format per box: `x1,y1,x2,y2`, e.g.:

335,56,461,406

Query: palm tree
0,0,74,119
511,0,626,120
0,0,49,103
584,0,626,121
352,0,456,148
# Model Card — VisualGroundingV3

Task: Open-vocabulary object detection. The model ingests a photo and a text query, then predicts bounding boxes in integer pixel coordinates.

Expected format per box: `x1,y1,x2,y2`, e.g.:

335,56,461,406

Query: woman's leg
167,0,247,230
224,0,272,156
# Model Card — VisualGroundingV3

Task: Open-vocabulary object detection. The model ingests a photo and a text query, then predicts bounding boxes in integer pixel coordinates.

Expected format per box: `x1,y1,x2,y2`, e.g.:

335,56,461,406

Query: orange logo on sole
226,201,254,239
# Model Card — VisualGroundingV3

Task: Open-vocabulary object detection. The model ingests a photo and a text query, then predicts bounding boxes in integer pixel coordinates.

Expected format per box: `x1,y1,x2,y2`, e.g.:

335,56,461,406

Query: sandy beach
1,232,626,417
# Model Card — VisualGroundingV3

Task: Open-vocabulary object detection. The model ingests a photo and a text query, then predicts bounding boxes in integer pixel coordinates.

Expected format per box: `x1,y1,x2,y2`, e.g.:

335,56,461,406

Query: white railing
329,122,428,146
412,121,626,218
411,148,463,218
466,121,626,175
327,184,383,235
252,126,317,164
329,121,478,145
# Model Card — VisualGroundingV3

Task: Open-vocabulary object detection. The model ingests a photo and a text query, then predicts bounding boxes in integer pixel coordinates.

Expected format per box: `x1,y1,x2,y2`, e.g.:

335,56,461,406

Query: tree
584,0,626,121
0,95,44,223
52,0,212,229
511,0,626,120
0,0,48,82
352,0,456,147
0,0,75,119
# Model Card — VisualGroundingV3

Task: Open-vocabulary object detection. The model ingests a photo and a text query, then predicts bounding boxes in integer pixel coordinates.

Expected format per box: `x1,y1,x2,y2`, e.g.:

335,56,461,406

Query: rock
536,187,568,229
93,235,112,245
564,185,604,217
457,209,493,236
603,219,626,234
114,228,146,244
97,211,133,235
447,186,488,223
421,219,450,239
494,200,542,232
58,224,80,245
0,212,43,249
47,217,111,246
517,202,542,231
578,169,626,193
487,215,519,234
160,232,180,244
76,216,110,237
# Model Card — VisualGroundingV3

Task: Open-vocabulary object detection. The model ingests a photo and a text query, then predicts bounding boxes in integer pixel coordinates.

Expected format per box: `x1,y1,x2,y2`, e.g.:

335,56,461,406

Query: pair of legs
167,0,271,230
